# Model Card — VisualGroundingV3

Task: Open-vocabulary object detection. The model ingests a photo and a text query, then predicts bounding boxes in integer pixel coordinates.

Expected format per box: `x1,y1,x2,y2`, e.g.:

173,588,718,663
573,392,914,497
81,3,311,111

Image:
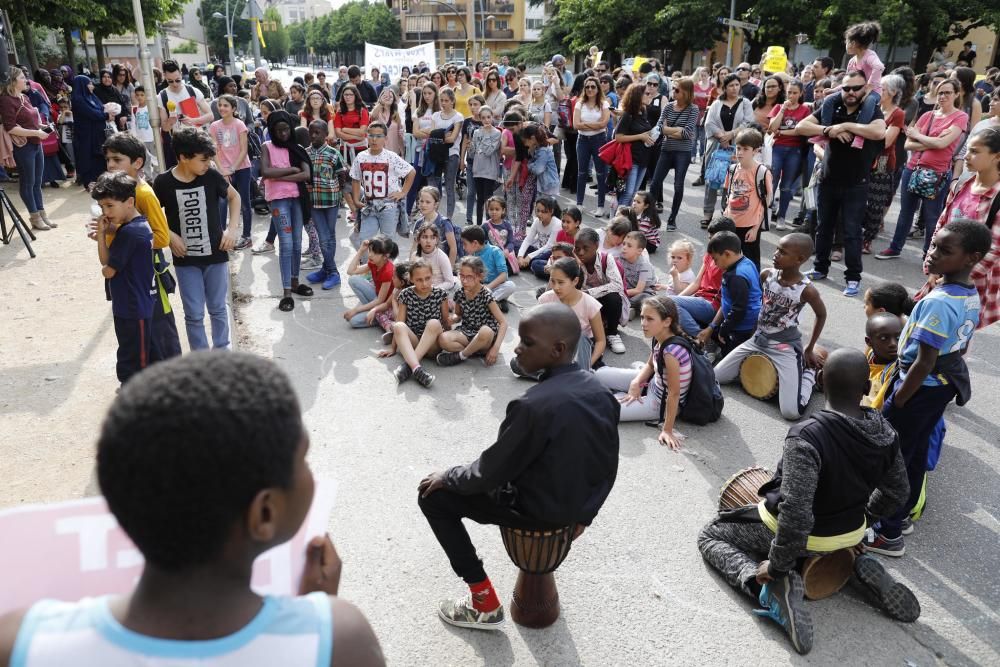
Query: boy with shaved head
417,303,621,631
698,347,917,655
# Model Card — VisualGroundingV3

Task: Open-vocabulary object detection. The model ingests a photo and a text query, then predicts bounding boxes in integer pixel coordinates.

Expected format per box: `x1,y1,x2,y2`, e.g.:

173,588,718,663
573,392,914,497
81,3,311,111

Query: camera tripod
0,187,36,258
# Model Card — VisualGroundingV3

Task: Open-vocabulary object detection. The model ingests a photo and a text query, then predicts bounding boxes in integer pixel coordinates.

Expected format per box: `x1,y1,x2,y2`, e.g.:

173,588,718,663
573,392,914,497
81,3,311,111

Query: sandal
278,296,295,312
291,284,314,297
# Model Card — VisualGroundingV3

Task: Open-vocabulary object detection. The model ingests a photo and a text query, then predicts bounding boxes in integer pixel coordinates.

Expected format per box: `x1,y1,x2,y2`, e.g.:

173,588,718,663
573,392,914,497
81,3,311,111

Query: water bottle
649,125,661,143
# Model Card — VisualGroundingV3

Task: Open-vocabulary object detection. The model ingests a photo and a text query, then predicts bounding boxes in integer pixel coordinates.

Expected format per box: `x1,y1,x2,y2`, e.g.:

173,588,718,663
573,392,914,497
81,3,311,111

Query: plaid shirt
306,144,346,208
929,178,1000,329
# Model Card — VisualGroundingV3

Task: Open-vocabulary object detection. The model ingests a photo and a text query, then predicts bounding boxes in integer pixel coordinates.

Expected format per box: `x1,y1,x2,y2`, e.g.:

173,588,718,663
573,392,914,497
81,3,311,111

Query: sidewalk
0,185,189,506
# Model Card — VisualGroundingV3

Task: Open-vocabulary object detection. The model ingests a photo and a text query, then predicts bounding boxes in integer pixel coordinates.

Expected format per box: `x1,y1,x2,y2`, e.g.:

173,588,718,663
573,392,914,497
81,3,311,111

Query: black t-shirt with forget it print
153,168,231,267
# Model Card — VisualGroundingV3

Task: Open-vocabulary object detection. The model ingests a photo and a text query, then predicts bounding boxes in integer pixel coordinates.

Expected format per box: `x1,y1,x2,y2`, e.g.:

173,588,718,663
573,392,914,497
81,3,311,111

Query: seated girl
379,259,449,388
518,196,561,270
595,295,692,450
575,228,630,354
537,257,606,370
344,235,399,328
409,186,458,267
436,256,508,367
413,222,457,293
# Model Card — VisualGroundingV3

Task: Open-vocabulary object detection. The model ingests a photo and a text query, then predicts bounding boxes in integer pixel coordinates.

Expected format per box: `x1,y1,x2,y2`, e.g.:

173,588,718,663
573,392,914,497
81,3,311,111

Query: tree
261,7,290,62
198,0,252,63
288,21,307,61
359,2,400,48
555,0,670,58
83,0,187,69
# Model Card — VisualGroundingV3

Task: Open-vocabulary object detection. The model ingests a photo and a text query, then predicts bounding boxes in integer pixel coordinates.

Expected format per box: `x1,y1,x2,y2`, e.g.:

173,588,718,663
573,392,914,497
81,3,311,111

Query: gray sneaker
438,596,506,631
393,364,412,383
754,570,813,655
436,351,464,367
412,366,435,388
853,554,920,622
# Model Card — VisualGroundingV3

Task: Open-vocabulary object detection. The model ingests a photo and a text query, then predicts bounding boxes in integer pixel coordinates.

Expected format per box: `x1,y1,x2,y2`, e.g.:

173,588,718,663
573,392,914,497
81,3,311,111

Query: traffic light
465,40,472,56
401,0,409,10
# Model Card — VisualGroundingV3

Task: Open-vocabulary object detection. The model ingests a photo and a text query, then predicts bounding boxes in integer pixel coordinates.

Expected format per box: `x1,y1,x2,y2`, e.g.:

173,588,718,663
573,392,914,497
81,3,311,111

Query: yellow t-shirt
454,86,475,119
863,348,897,409
105,179,169,250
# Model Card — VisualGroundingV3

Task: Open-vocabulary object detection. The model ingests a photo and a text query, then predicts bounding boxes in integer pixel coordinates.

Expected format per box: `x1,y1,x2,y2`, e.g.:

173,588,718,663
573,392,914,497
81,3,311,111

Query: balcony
439,30,468,40
485,28,514,39
477,2,514,13
404,30,439,40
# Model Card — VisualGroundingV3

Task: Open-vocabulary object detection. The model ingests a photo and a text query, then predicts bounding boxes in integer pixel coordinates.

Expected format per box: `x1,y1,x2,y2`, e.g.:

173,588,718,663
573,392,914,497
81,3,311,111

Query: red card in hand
179,97,199,118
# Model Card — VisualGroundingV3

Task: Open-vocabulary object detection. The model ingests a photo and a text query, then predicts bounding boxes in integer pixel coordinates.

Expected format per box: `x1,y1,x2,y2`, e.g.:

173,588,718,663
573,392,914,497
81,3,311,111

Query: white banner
365,41,437,81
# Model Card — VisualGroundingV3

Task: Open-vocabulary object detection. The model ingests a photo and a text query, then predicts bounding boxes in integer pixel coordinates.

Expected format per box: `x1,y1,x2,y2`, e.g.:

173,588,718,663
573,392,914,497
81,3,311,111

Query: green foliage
173,39,200,54
198,0,252,62
261,7,290,62
299,0,399,59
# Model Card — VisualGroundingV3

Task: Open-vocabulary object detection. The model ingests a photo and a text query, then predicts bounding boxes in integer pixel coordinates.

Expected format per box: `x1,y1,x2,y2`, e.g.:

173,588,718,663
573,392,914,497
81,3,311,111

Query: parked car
286,56,295,67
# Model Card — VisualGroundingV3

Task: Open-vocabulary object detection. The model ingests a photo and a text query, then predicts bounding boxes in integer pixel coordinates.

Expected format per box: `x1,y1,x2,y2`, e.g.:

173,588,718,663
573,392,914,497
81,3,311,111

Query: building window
494,19,509,31
406,16,433,32
447,19,456,31
525,18,543,30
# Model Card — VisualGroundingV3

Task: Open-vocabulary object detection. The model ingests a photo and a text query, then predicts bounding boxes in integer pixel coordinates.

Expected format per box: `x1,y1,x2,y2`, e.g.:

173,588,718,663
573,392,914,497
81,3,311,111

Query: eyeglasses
841,84,865,93
165,77,181,84
584,85,597,90
936,90,955,96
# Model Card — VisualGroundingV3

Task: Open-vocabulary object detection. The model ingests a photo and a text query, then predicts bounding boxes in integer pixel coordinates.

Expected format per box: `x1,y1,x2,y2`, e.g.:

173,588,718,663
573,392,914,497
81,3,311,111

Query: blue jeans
312,206,341,277
530,249,552,279
175,262,231,350
348,273,378,328
888,168,949,255
651,150,692,221
815,180,867,282
12,143,44,213
219,168,253,238
271,197,303,290
673,295,717,337
360,201,399,241
692,125,706,160
620,164,647,213
576,133,607,207
770,144,803,220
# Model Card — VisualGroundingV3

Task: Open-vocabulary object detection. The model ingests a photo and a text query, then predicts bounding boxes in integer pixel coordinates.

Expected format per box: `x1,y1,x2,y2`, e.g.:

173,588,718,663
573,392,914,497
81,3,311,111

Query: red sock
469,578,501,612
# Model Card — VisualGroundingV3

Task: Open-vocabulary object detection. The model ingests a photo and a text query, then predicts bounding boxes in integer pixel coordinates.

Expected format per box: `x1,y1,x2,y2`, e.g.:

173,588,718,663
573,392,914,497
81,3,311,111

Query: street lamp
481,14,494,63
212,0,238,75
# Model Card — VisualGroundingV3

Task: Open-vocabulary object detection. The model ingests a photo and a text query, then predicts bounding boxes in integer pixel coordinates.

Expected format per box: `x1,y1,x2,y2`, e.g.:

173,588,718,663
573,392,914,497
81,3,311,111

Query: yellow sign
631,56,648,73
762,46,787,74
255,19,267,48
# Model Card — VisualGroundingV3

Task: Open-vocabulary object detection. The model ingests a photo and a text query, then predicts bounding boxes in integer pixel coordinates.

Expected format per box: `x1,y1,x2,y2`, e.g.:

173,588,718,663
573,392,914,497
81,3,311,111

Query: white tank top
10,593,332,667
757,269,809,335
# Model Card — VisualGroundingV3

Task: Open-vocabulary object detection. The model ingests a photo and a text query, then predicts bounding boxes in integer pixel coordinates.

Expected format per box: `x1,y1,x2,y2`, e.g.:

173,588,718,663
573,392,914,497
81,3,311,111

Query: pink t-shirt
847,50,884,95
538,289,601,338
263,142,301,201
502,128,515,170
209,118,251,175
906,110,969,174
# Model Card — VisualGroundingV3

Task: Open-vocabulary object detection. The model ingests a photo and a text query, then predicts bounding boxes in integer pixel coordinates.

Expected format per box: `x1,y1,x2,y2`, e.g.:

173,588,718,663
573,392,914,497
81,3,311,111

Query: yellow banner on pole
255,19,266,48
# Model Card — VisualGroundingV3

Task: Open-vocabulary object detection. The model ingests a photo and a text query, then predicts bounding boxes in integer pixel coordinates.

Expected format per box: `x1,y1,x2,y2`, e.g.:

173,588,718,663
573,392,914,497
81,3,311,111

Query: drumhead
740,353,779,399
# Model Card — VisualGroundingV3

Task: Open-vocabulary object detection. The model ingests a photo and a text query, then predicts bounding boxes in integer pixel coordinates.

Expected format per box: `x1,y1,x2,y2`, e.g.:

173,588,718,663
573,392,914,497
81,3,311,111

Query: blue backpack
705,146,735,190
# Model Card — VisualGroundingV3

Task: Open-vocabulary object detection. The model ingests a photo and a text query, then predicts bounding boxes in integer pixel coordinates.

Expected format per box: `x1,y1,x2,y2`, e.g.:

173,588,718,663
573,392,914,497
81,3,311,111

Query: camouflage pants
697,518,774,599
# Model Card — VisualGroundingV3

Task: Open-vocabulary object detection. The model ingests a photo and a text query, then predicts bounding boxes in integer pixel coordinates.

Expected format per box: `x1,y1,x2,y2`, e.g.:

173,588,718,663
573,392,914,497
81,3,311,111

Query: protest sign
365,42,437,81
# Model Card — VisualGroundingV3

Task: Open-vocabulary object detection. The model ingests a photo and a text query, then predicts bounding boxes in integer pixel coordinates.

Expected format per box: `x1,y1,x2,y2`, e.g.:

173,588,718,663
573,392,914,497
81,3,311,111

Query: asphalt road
229,76,1000,664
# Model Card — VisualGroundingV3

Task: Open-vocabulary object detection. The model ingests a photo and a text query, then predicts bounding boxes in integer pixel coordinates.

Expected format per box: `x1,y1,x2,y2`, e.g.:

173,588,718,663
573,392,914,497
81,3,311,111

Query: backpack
557,97,573,129
599,250,625,283
723,162,771,231
654,335,724,426
159,85,198,116
246,125,263,161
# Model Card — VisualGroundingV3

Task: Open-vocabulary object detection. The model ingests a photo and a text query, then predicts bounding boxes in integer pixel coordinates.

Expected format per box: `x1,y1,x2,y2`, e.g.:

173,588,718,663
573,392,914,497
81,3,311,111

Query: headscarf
71,74,105,117
266,110,313,221
93,69,118,105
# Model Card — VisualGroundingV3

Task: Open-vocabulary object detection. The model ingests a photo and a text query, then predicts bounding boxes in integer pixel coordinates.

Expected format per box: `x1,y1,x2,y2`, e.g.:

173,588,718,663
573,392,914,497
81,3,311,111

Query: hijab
93,69,119,105
71,74,105,116
265,110,313,219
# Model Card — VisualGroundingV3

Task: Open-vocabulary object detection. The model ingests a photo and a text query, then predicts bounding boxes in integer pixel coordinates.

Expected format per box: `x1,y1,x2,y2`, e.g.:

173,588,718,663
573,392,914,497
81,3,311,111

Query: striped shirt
652,341,692,403
657,102,698,153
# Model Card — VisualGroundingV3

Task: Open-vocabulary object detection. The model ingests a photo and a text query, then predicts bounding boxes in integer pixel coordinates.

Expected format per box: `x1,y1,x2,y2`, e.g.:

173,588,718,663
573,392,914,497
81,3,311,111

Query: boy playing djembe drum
713,233,826,420
697,348,918,655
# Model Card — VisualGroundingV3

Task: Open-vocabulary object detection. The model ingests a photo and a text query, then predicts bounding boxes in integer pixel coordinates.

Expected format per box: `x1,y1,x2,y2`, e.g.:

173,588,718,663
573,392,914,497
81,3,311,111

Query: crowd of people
2,19,1000,662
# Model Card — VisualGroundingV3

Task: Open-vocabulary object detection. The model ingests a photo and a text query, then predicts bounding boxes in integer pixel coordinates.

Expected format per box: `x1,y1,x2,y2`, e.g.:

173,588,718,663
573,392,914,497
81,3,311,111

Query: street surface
1,89,999,664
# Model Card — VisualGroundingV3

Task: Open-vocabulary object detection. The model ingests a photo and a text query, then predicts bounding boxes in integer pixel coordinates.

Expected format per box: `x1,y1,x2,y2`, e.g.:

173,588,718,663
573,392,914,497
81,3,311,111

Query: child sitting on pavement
529,206,583,280
575,228,630,355
380,259,449,388
620,231,658,316
459,225,515,312
665,239,696,294
344,235,399,328
534,242,576,299
673,216,737,336
532,257,606,371
518,196,561,272
436,256,508,368
413,222,457,293
713,233,827,420
0,352,384,666
696,230,763,359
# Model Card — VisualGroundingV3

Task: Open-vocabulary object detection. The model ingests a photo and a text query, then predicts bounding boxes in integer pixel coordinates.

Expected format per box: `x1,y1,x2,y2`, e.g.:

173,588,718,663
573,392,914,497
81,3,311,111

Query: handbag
906,113,948,200
486,223,520,274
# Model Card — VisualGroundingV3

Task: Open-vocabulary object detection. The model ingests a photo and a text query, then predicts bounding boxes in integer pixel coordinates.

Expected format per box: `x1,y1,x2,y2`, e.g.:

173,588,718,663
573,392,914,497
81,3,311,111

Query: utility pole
130,0,166,176
725,0,735,68
249,0,262,68
466,0,475,65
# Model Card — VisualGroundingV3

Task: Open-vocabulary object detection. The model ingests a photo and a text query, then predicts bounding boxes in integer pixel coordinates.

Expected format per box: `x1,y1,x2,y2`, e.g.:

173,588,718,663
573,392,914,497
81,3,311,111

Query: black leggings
474,177,498,225
738,226,761,271
596,292,623,336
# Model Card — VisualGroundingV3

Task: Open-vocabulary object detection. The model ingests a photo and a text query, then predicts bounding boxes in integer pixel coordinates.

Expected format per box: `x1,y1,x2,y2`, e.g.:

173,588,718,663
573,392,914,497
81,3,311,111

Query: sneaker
436,351,464,367
252,241,275,254
862,528,905,557
853,554,920,622
235,236,253,250
534,285,547,299
875,249,901,260
666,218,677,232
843,280,861,297
589,208,605,219
804,270,827,281
753,571,813,655
301,256,323,270
773,217,789,231
498,299,509,313
790,215,805,228
656,201,664,213
628,306,637,320
907,227,924,239
607,334,626,354
510,357,542,380
901,517,914,536
393,364,412,383
306,269,327,284
438,596,505,631
830,249,843,262
692,177,705,186
322,273,341,290
412,366,435,388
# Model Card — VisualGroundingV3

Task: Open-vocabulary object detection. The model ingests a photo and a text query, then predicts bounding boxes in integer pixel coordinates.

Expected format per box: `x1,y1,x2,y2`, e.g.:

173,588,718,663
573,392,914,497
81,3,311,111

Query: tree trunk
94,33,105,71
13,0,38,72
62,25,76,72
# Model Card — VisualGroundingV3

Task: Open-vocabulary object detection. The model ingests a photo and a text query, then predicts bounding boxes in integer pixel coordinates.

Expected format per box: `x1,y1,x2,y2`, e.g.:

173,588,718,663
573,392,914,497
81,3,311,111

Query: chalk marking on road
965,505,1000,538
912,555,1000,626
650,573,744,620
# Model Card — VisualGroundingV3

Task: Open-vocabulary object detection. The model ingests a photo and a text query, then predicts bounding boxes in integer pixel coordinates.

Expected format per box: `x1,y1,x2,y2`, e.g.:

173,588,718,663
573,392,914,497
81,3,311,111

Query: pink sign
0,480,336,614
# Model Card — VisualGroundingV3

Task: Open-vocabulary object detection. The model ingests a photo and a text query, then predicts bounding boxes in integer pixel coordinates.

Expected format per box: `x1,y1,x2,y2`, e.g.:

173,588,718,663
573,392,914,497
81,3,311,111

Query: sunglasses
165,77,181,83
841,84,865,93
584,85,597,90
736,67,749,72
646,82,658,87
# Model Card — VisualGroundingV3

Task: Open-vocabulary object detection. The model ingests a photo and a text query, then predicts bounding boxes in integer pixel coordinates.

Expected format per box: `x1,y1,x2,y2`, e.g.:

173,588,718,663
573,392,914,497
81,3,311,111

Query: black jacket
444,363,621,526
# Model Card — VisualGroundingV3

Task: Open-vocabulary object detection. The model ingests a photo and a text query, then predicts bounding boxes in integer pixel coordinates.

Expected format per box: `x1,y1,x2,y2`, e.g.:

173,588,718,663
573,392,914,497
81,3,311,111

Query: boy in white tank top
713,233,828,420
0,353,384,667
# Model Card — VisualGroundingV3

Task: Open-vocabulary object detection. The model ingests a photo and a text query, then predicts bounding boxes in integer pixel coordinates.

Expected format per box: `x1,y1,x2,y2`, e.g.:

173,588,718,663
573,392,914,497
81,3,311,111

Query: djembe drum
499,524,577,628
739,353,779,400
718,465,855,600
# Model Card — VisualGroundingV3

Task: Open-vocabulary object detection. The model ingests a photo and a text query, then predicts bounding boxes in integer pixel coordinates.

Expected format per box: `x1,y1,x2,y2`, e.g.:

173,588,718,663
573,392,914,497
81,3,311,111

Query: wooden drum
740,353,779,400
718,466,773,510
499,525,576,628
802,549,856,600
